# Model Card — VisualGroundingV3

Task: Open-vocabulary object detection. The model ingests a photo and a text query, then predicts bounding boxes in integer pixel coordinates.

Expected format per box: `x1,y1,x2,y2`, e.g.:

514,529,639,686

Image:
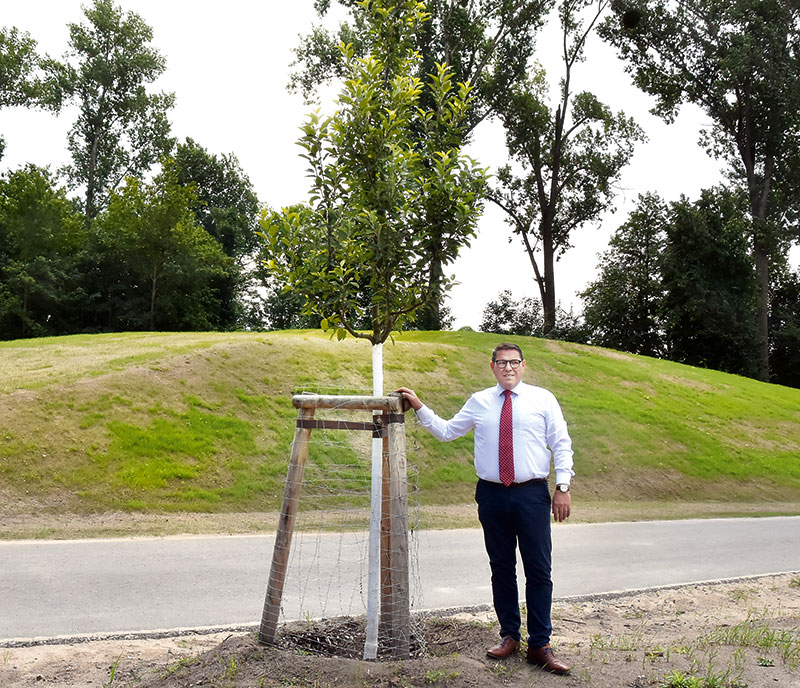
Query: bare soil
3,573,798,688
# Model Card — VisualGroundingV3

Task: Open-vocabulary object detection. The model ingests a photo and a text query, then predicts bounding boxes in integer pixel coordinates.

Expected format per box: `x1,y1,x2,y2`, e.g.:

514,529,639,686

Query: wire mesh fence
261,387,425,660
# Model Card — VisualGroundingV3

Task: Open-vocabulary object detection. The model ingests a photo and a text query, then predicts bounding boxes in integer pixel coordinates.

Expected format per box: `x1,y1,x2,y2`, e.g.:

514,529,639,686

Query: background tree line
481,188,800,388
0,1,272,337
1,0,798,389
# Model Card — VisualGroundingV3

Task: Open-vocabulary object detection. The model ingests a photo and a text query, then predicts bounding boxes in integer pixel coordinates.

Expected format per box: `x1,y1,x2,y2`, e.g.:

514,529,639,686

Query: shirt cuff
555,471,573,486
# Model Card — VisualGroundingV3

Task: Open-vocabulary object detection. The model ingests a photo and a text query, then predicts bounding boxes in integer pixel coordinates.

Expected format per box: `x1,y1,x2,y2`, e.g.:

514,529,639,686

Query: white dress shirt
415,381,575,485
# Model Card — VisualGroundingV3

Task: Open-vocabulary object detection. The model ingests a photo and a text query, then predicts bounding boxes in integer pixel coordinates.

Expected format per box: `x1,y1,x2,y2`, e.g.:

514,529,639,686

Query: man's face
491,349,526,390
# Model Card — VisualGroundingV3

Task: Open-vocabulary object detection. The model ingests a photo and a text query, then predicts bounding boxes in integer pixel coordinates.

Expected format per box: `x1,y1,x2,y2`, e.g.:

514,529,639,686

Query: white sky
2,1,794,329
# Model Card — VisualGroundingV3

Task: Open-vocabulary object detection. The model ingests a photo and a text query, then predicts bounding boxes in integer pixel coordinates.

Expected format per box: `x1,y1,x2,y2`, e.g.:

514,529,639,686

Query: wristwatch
556,484,570,493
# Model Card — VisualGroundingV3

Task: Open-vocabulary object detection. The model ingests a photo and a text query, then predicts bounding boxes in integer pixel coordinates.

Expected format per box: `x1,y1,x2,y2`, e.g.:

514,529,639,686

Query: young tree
290,0,552,328
260,1,486,657
0,166,86,339
490,0,645,334
599,0,800,378
580,193,667,356
63,0,175,220
91,160,231,331
261,1,486,349
174,138,261,329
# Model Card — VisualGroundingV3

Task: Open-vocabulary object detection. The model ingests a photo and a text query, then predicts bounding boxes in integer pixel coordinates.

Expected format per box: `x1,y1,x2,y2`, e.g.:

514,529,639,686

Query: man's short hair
492,342,524,361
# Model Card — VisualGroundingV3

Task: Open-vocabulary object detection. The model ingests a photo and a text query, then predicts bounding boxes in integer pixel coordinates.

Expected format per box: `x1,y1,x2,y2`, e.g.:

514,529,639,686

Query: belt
479,478,547,488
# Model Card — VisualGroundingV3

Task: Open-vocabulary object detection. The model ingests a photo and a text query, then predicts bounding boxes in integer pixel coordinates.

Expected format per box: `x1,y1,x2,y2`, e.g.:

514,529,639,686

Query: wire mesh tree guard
258,392,411,659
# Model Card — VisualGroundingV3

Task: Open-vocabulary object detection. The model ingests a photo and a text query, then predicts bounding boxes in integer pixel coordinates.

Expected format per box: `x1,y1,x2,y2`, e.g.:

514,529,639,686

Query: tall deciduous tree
91,159,231,331
480,289,543,336
0,27,67,159
769,268,800,388
0,166,85,339
292,0,552,129
174,138,261,329
290,0,552,328
599,0,800,379
261,0,486,346
580,192,667,356
63,0,175,220
490,0,645,334
661,188,761,378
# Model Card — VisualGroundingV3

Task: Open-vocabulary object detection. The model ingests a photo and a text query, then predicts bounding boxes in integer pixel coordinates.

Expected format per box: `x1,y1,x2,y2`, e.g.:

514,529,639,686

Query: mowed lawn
0,329,798,534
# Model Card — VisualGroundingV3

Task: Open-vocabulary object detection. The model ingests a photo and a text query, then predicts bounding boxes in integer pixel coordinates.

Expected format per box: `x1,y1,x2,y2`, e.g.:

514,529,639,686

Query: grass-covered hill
1,329,798,538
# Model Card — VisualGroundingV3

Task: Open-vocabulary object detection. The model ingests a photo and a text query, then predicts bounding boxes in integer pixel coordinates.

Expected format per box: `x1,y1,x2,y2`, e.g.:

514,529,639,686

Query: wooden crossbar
296,414,405,437
292,393,405,412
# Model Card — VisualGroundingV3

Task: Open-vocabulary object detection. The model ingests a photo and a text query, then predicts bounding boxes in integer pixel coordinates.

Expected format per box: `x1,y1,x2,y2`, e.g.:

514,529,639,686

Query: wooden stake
386,413,410,658
258,406,315,644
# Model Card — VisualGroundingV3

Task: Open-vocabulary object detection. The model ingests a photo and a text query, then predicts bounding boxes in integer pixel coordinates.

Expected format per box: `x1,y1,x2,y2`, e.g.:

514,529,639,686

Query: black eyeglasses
493,359,523,369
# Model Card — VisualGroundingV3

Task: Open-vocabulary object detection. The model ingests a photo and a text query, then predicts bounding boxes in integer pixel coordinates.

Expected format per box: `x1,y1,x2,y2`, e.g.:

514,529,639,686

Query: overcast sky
5,1,785,330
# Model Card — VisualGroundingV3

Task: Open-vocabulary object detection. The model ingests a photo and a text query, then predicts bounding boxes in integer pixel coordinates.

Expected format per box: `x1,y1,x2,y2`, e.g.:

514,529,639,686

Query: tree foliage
291,0,552,131
0,27,68,110
0,166,86,339
580,193,667,357
0,5,271,340
490,0,645,334
174,138,261,329
480,289,543,336
174,138,260,260
90,160,231,331
769,268,800,388
63,0,175,220
599,0,800,378
260,0,486,345
580,187,775,381
660,187,761,378
0,27,68,160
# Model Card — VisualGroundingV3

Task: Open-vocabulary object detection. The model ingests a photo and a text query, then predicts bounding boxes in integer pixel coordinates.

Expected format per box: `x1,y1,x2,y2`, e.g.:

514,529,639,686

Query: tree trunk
364,342,384,659
752,236,770,380
85,134,100,221
748,179,771,382
418,248,444,330
540,215,557,334
149,264,158,331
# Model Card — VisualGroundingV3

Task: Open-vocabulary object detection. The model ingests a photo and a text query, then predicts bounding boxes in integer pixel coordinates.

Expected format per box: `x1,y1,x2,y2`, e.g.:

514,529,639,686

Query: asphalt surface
1,516,798,642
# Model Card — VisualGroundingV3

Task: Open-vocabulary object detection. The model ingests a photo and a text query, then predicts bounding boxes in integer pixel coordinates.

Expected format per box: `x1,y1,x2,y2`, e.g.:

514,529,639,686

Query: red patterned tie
499,390,515,486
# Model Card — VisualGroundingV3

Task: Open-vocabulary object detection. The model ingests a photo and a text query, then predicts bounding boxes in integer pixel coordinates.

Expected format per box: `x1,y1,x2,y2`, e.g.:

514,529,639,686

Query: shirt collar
496,382,523,397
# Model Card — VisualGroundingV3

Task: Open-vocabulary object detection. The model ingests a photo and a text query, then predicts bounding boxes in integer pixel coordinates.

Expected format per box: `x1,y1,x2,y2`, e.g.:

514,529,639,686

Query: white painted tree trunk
363,342,384,660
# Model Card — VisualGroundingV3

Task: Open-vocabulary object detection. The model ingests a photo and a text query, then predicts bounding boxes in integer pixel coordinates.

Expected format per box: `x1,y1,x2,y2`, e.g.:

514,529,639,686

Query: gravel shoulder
4,501,800,540
3,573,798,688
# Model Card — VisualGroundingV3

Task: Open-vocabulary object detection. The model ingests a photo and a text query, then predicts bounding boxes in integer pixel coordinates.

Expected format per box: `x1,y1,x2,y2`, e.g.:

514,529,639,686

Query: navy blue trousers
475,478,553,648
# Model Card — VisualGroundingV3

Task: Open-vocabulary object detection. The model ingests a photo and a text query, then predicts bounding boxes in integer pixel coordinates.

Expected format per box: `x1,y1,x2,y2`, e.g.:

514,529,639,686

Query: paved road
1,517,798,641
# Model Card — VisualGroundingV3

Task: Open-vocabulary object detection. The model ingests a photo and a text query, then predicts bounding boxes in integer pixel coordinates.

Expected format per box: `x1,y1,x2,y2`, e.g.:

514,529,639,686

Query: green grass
0,329,798,527
698,615,800,669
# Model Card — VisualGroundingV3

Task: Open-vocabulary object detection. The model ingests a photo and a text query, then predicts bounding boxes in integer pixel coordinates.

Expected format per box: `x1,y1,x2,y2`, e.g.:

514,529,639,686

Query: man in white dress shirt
397,342,574,674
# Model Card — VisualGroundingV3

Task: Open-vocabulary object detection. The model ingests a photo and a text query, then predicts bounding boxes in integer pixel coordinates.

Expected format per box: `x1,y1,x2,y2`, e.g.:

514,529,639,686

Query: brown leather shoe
526,644,571,674
486,636,520,659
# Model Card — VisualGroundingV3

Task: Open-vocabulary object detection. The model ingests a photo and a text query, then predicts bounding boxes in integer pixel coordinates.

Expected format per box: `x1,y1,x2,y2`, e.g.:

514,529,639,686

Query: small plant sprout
102,654,122,688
